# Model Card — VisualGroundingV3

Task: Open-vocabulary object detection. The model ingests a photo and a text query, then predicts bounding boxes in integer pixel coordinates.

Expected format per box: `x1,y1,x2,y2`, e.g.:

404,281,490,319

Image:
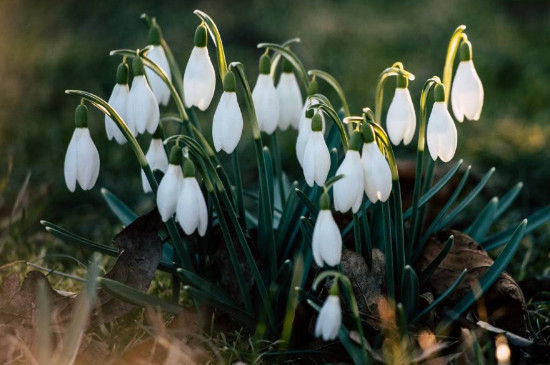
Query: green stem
270,132,286,207
442,25,467,104
353,213,362,256
257,42,310,90
308,69,351,117
194,10,228,81
231,150,245,222
270,37,302,78
307,98,349,151
382,201,394,301
374,64,415,123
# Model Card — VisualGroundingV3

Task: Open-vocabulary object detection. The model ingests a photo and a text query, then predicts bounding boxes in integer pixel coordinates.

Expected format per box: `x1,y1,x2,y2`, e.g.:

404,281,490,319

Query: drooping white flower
276,60,302,130
314,295,342,341
303,114,330,187
156,146,183,221
145,47,171,106
142,129,169,193
64,105,100,192
105,62,129,144
451,41,484,122
386,77,416,145
333,132,364,213
176,160,208,236
212,71,243,154
312,193,342,267
427,85,457,162
183,25,216,111
296,99,325,166
127,57,160,135
362,142,392,203
252,54,280,134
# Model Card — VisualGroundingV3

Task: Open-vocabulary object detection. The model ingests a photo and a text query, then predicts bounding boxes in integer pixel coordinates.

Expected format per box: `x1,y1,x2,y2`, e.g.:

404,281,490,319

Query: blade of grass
465,197,499,241
100,187,137,225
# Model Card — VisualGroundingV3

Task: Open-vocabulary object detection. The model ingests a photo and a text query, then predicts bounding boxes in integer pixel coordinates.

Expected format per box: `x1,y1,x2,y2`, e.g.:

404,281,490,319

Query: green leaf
308,69,350,116
100,187,137,225
295,188,319,218
41,221,118,257
494,182,523,220
401,265,419,320
194,10,228,80
419,235,454,286
299,216,314,244
465,197,499,241
257,42,309,89
451,220,527,321
276,181,300,252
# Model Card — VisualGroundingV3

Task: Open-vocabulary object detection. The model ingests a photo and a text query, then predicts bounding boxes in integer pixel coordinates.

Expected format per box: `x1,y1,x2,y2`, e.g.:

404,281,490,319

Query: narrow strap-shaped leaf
295,188,319,218
177,269,240,309
41,221,118,256
308,69,350,117
403,159,463,220
494,182,523,220
257,42,309,89
276,181,299,251
231,150,245,222
419,235,454,286
411,268,467,324
101,188,138,226
299,217,314,244
450,220,527,322
436,167,496,231
401,265,419,320
465,197,499,241
482,206,550,251
352,214,362,256
98,277,184,315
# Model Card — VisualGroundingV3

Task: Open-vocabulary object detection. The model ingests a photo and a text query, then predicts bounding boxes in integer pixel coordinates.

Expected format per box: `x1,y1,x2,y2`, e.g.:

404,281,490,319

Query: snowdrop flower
312,192,342,267
145,22,172,106
127,57,160,135
212,70,243,154
427,84,457,162
64,104,100,192
386,76,416,145
303,114,330,187
142,126,169,193
361,125,392,203
451,41,484,122
315,288,342,341
105,62,129,144
183,24,216,111
333,131,364,213
296,81,325,166
276,59,302,130
252,54,280,134
157,146,183,221
176,159,208,236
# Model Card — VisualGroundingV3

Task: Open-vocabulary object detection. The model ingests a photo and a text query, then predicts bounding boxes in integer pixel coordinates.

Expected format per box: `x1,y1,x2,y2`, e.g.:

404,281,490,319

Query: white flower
176,163,208,236
451,60,484,122
333,149,364,213
386,87,416,145
212,71,243,154
312,210,342,267
157,163,183,221
427,101,457,162
314,295,342,341
296,100,325,166
252,74,280,134
362,142,392,203
142,138,169,193
64,105,100,192
105,83,129,144
145,45,172,106
302,114,330,187
276,64,302,130
127,58,160,135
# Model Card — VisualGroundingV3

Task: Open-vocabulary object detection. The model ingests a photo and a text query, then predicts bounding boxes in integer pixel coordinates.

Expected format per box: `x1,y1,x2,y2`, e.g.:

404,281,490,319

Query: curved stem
308,69,351,117
307,96,350,151
194,10,228,81
257,42,310,90
374,66,416,123
269,37,301,78
442,25,467,104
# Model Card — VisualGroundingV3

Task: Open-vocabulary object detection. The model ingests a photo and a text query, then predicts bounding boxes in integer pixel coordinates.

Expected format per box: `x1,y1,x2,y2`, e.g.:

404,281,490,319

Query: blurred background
0,0,549,269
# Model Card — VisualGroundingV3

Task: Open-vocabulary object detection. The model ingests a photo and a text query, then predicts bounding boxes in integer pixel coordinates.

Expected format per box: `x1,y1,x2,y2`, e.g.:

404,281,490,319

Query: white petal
177,178,200,235
106,84,129,144
183,47,216,111
386,88,416,145
252,74,280,134
315,296,341,341
145,45,172,106
127,76,160,134
427,102,457,162
333,151,364,213
212,92,243,153
276,72,303,130
312,210,342,267
195,181,208,236
452,61,484,122
75,128,100,190
362,143,392,203
64,129,80,192
157,164,183,221
142,138,169,193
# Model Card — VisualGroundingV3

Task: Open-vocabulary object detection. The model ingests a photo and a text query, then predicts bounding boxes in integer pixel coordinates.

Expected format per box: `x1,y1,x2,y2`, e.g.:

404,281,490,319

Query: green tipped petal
194,24,208,47
183,159,196,177
148,22,163,45
459,40,473,61
349,131,363,151
132,57,146,76
319,191,331,210
116,62,129,85
259,54,271,74
74,104,88,128
169,145,182,165
434,83,445,102
223,70,236,92
361,124,375,143
396,75,408,89
307,79,319,96
311,113,323,132
282,58,293,73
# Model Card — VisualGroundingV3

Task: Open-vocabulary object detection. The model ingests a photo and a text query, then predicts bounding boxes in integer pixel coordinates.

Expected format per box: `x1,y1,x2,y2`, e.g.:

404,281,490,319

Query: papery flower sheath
303,114,330,187
314,295,342,341
276,59,302,130
362,141,392,203
105,62,129,144
156,146,183,221
252,54,280,134
312,193,342,267
64,104,100,192
333,132,364,213
451,41,484,122
142,127,169,193
145,22,172,106
127,57,160,135
183,24,216,111
212,71,243,154
176,159,208,236
386,76,416,145
427,84,457,162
